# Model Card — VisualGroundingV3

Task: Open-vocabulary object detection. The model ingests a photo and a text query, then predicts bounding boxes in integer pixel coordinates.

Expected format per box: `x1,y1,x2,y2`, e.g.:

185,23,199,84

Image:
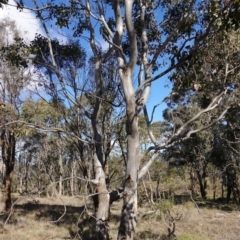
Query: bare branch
113,0,124,68
102,34,127,64
167,89,228,142
0,120,90,144
143,106,158,145
136,0,151,111
183,107,230,139
135,59,185,95
7,1,51,11
125,0,138,71
139,152,159,179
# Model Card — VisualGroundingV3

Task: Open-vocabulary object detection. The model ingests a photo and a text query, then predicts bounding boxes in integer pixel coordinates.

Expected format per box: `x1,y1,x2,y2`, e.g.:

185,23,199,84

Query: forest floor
0,193,239,240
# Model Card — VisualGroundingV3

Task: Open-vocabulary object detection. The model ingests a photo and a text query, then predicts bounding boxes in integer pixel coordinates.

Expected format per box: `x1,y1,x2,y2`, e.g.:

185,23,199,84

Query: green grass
178,233,211,240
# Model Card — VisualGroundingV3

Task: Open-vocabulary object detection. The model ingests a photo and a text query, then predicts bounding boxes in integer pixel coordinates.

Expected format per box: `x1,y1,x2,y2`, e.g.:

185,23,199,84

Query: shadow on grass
134,232,178,240
170,194,240,212
0,200,98,240
196,198,239,212
0,195,239,239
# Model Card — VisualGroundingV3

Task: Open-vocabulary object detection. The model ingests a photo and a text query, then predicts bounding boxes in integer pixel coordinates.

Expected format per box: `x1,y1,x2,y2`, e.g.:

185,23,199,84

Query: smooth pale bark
24,155,29,193
91,92,110,239
19,175,23,195
93,153,110,240
70,160,77,196
86,12,110,232
57,140,64,197
117,73,140,240
113,0,141,238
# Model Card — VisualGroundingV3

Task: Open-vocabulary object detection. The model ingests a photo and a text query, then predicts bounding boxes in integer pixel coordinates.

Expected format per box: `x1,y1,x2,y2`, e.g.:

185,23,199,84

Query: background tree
0,17,32,211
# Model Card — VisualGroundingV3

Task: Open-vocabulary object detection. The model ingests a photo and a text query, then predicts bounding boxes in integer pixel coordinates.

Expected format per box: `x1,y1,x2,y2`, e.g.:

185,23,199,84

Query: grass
0,194,240,239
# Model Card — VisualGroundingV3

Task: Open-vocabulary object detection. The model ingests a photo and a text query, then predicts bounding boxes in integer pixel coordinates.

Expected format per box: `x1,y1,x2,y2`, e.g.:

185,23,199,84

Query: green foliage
156,199,174,214
1,39,28,68
0,18,28,68
30,35,86,69
178,233,210,240
21,98,64,127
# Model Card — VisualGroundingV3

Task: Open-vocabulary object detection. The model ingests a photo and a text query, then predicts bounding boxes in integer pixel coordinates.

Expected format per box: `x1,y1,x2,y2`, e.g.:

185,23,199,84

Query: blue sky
1,0,172,122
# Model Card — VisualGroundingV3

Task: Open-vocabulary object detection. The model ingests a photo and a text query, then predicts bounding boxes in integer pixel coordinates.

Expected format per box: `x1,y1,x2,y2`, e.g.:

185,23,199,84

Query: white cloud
0,1,68,100
98,39,110,51
0,1,47,98
0,0,44,42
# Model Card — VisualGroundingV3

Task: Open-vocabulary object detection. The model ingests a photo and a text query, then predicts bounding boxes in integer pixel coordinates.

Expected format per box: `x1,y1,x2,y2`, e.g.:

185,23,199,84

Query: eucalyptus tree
0,18,33,211
210,106,240,203
2,0,240,239
162,100,214,199
20,97,70,196
167,14,240,200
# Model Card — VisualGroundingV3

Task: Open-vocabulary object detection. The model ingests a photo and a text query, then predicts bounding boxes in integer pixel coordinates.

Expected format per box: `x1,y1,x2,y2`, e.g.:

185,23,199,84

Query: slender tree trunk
89,57,110,239
19,175,23,195
37,155,41,197
4,133,15,212
196,170,207,199
233,181,240,203
213,172,216,201
104,160,109,185
24,154,29,194
70,160,77,196
189,166,196,196
221,180,224,201
226,185,232,203
156,175,160,199
70,161,74,197
226,174,233,203
57,141,63,197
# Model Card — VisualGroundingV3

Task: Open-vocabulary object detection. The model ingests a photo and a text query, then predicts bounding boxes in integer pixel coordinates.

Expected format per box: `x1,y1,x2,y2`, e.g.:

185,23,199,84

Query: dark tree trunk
221,181,224,200
196,170,207,199
4,133,15,212
212,170,216,201
189,166,197,196
226,185,232,203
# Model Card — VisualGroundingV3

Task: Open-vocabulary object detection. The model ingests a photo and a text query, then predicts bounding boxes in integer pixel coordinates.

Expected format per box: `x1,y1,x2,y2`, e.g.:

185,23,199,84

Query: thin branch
143,106,158,145
49,197,67,223
9,1,51,11
139,152,160,179
0,120,90,144
125,0,137,70
150,94,171,123
102,34,127,64
183,107,230,138
150,0,195,66
135,59,185,95
4,198,20,226
167,89,228,142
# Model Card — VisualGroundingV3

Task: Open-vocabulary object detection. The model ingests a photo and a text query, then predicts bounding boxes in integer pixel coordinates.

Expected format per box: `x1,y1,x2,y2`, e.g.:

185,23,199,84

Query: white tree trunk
56,140,64,197
70,160,77,196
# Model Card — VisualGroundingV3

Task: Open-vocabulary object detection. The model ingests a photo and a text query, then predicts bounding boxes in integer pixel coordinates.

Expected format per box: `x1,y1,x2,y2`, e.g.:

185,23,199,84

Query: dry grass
0,194,239,240
133,200,240,240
